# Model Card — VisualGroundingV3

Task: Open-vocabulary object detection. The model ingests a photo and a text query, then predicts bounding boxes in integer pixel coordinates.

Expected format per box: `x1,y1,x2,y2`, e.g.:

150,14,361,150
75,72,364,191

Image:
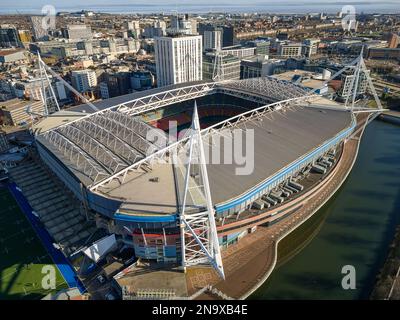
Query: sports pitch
0,187,67,300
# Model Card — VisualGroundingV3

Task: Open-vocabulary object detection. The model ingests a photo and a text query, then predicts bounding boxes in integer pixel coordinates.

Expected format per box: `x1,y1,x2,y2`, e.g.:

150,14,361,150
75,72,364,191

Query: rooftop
272,70,330,92
0,98,42,112
112,104,352,215
0,49,25,57
207,105,352,207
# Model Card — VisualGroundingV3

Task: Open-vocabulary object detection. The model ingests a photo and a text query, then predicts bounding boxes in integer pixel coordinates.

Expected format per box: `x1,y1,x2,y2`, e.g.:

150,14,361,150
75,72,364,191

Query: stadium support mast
179,101,225,280
212,52,224,82
344,49,382,111
37,54,99,113
308,50,382,112
37,52,60,116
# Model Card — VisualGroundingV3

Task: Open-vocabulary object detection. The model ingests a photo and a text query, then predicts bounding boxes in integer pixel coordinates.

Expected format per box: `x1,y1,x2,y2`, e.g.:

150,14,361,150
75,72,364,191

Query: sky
0,0,398,14
0,0,397,6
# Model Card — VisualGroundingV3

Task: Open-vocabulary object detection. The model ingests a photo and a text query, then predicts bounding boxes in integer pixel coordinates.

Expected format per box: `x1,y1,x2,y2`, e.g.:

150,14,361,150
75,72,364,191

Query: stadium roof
115,105,352,215
34,77,356,215
206,106,352,206
70,81,209,113
36,100,352,215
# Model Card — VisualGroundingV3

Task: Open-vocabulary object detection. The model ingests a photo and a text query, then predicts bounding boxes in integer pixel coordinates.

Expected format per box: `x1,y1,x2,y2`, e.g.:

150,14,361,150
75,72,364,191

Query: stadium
28,76,356,277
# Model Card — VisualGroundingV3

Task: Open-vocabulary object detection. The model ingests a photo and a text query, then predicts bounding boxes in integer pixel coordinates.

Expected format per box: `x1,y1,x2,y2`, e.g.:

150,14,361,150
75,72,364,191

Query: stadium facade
34,77,356,270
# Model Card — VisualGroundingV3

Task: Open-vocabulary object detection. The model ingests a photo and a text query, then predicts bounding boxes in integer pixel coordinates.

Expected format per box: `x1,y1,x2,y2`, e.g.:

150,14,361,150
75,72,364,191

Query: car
97,274,106,284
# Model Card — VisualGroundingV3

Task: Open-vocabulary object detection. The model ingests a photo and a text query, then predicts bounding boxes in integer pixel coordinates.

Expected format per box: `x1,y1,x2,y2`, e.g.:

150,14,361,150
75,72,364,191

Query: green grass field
0,188,67,300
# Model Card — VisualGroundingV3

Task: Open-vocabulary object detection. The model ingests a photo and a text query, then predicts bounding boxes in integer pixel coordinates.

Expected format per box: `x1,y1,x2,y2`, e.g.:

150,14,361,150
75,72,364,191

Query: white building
169,16,197,35
302,39,320,57
204,30,222,51
30,16,49,41
127,21,140,31
220,46,256,59
127,21,141,39
71,70,97,93
64,24,92,40
154,35,202,87
277,42,303,58
0,49,26,64
339,71,369,99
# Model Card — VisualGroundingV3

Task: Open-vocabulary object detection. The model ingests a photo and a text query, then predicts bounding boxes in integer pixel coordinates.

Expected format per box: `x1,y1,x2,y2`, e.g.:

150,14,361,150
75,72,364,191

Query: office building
143,26,166,38
241,56,285,78
0,131,9,153
367,48,400,60
55,81,68,101
387,33,399,49
0,49,26,64
338,71,369,99
204,30,222,51
277,41,303,58
303,39,320,57
71,70,97,93
127,21,141,39
0,26,21,48
18,30,32,43
247,40,270,56
154,35,202,87
99,72,131,99
220,46,256,59
222,26,235,47
62,24,92,40
34,38,140,58
130,71,154,91
203,53,240,81
169,15,197,35
30,16,49,41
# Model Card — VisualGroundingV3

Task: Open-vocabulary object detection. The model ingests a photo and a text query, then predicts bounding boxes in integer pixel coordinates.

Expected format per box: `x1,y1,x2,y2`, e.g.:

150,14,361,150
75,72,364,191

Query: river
251,119,400,300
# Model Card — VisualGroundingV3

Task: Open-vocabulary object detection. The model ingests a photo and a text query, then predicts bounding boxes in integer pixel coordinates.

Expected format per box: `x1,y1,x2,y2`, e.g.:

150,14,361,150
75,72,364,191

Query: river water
251,119,400,300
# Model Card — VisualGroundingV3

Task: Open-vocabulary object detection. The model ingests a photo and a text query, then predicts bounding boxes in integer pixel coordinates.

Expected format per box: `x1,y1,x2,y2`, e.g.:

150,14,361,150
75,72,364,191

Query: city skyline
0,3,399,303
1,0,399,14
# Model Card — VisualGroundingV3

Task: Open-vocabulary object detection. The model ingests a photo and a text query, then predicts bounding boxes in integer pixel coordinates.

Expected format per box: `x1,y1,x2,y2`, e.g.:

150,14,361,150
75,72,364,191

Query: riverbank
371,110,400,300
379,110,400,126
370,113,400,299
370,225,400,299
